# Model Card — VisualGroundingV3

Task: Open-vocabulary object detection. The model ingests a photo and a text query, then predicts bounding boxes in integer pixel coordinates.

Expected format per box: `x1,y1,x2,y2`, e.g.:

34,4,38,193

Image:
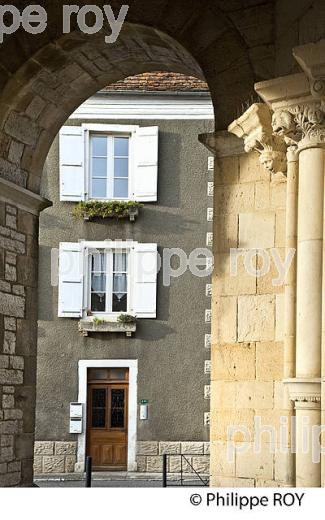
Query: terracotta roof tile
102,72,209,93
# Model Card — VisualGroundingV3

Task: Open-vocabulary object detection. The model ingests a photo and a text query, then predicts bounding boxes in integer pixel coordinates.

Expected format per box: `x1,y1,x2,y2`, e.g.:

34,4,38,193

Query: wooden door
87,382,129,470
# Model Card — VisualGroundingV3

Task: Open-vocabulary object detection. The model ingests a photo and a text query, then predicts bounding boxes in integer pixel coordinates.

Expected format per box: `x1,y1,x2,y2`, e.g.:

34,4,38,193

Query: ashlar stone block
238,295,275,342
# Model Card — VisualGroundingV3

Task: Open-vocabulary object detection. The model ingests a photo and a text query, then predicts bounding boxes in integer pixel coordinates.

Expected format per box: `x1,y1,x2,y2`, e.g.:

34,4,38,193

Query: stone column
0,177,51,487
295,400,321,487
296,127,325,487
283,145,298,379
273,104,325,487
296,140,324,377
255,63,325,486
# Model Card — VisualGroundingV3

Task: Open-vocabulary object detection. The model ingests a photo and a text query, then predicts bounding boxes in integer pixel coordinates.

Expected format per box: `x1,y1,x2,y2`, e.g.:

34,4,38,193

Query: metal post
85,456,92,488
162,454,167,487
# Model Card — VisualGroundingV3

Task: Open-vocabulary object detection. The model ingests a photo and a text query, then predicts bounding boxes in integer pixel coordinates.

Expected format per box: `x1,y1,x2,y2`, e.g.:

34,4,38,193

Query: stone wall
34,440,210,475
137,441,210,474
33,441,77,474
0,192,41,487
210,151,290,487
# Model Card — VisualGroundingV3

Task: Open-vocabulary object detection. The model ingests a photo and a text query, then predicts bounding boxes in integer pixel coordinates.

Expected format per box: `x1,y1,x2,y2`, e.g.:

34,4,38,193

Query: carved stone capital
272,103,325,149
228,103,287,178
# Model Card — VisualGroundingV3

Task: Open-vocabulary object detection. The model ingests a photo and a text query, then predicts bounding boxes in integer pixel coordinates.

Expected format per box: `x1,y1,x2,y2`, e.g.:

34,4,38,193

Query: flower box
79,318,136,337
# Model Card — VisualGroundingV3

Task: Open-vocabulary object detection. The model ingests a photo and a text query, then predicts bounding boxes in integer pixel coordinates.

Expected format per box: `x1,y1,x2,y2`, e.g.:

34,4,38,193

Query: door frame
76,359,138,472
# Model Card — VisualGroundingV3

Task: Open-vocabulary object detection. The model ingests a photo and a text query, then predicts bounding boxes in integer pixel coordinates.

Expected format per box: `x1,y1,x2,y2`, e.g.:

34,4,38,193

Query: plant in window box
79,314,137,337
72,200,143,222
117,314,137,324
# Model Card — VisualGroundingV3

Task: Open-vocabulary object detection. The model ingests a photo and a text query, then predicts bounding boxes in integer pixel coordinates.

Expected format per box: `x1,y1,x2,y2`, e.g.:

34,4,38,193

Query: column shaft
296,147,324,378
295,403,321,487
284,148,298,378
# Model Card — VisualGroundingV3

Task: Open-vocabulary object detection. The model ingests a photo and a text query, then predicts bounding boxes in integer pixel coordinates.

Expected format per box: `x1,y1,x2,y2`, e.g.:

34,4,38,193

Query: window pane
114,137,129,157
114,158,128,178
110,389,125,428
91,274,106,293
92,157,107,177
112,293,127,312
88,368,109,380
114,178,128,198
113,273,127,293
91,292,106,312
92,178,107,198
92,253,105,272
91,388,106,428
113,253,127,272
92,136,107,157
109,368,127,380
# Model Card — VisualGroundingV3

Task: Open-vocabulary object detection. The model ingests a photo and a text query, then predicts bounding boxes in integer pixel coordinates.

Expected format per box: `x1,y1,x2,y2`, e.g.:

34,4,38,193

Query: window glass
110,389,125,428
90,134,129,200
89,251,129,314
92,157,107,177
114,137,129,157
109,368,128,380
88,368,110,380
91,178,107,199
112,252,128,312
114,158,128,178
92,136,107,156
91,252,106,312
114,178,128,199
91,388,106,428
91,136,108,198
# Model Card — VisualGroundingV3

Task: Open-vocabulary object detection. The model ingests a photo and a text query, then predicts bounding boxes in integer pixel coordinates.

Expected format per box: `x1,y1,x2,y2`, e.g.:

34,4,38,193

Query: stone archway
0,22,215,486
1,0,271,483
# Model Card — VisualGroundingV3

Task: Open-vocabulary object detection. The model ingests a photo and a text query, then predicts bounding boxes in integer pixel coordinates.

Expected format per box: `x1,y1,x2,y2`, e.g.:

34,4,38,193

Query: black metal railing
162,454,209,487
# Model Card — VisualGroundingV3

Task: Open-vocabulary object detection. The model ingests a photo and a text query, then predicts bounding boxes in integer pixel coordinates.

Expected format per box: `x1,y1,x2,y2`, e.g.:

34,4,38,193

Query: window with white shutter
59,124,158,203
58,242,84,317
132,126,159,202
58,241,158,321
59,127,86,201
133,243,158,318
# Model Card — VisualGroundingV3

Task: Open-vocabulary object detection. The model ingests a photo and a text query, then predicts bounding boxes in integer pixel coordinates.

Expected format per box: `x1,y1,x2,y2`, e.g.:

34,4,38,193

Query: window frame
83,124,139,202
89,133,130,201
86,244,132,318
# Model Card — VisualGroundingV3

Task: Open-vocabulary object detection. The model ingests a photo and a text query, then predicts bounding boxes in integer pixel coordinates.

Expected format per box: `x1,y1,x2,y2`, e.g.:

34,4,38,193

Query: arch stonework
1,0,325,487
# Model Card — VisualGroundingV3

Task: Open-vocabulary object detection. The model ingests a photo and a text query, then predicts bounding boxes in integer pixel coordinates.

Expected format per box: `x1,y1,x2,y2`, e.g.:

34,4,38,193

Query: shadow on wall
157,131,181,209
38,245,54,322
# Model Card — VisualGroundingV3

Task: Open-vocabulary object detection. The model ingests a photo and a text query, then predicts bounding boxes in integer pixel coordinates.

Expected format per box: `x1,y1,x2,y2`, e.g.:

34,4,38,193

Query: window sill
79,318,136,337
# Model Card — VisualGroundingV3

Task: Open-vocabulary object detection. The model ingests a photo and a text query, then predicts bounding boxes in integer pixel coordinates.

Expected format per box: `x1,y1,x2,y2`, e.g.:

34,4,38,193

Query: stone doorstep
34,472,210,482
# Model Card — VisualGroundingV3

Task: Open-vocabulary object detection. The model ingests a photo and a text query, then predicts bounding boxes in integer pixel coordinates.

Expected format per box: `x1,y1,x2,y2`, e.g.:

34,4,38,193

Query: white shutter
58,242,84,318
133,243,158,318
133,126,158,202
59,126,85,201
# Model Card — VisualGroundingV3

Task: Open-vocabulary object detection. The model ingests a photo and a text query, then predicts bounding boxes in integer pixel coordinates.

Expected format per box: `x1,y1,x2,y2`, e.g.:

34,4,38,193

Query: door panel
87,382,129,470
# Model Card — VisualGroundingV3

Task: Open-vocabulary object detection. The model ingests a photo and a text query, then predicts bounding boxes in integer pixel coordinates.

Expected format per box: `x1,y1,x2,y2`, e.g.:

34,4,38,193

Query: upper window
90,135,130,200
59,124,159,203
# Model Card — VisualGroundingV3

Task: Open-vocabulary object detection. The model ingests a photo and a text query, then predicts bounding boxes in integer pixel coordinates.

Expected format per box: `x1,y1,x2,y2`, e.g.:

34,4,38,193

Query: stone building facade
33,73,214,476
1,0,325,488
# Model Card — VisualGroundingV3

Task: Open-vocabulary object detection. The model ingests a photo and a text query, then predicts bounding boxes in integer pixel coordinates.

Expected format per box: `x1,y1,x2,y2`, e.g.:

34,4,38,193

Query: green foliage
72,200,143,220
93,316,106,325
117,314,137,324
92,314,136,326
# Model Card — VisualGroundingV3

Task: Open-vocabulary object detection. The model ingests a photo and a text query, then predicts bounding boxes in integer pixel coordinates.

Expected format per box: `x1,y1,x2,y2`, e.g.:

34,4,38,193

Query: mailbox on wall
69,402,83,434
140,399,148,420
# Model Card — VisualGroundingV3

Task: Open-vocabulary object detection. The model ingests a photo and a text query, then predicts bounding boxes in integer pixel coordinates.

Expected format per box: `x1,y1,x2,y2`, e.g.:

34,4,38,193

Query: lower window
90,250,128,314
